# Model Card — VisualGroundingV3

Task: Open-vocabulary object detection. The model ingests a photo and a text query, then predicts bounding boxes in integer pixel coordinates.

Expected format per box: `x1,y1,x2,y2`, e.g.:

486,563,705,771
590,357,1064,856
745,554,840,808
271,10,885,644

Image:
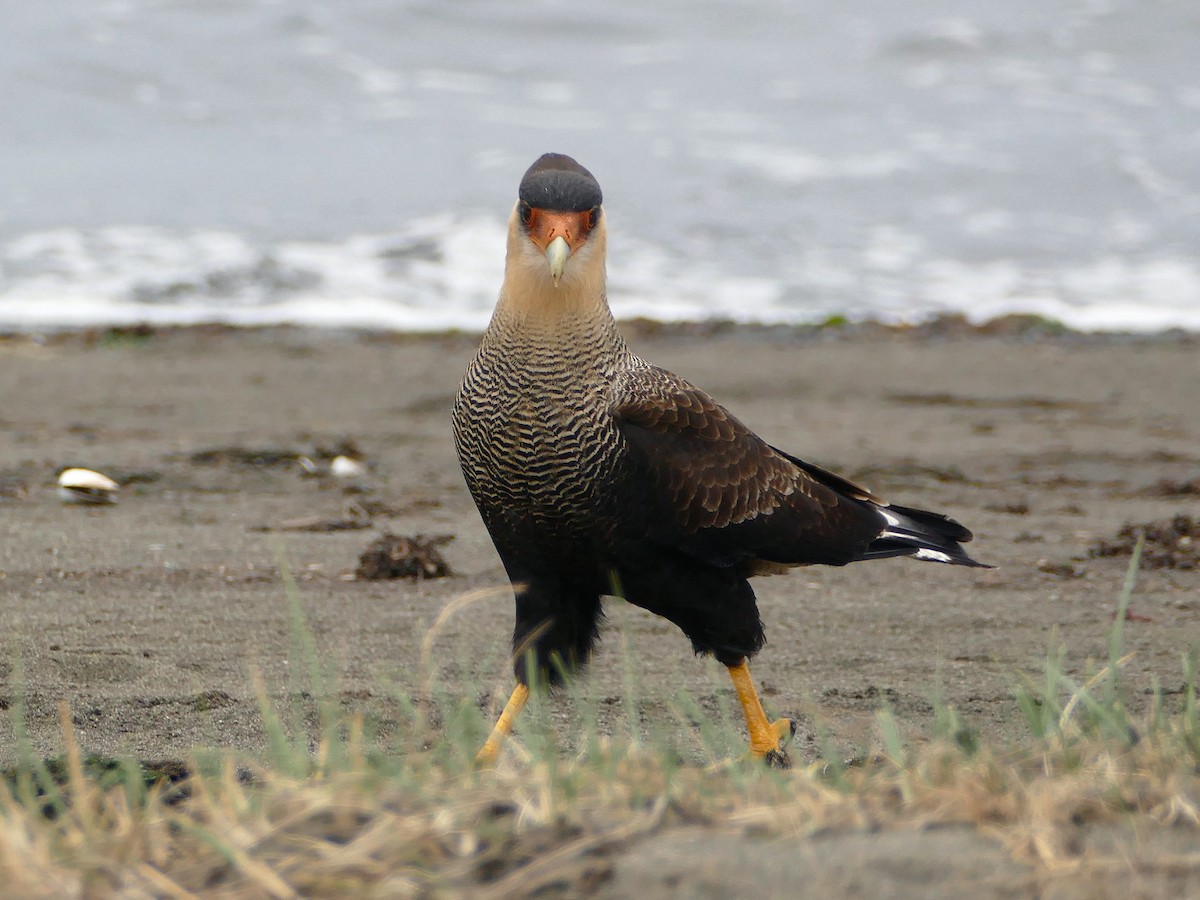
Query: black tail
857,503,990,568
769,446,990,569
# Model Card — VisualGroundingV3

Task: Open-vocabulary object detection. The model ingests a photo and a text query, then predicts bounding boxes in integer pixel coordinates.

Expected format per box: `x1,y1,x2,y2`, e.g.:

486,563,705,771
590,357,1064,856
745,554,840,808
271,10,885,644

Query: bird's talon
774,717,797,747
763,748,792,769
743,717,796,765
741,743,793,768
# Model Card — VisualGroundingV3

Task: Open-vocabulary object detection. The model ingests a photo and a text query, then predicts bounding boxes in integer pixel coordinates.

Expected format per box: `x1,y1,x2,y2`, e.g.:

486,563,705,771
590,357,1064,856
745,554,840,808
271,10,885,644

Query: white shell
57,468,120,504
330,455,367,480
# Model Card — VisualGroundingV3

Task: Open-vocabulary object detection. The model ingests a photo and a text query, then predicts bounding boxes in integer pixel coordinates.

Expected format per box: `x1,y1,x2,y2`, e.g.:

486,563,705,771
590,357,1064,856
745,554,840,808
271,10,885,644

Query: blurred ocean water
2,1,1198,332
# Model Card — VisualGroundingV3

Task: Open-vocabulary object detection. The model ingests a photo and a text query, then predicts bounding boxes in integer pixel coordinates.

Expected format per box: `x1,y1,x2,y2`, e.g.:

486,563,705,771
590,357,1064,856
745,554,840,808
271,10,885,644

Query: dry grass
1,704,1197,897
2,545,1198,896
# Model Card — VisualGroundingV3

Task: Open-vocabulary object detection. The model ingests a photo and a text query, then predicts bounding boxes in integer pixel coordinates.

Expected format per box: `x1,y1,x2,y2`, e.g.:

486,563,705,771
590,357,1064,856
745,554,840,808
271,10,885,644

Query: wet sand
1,323,1196,766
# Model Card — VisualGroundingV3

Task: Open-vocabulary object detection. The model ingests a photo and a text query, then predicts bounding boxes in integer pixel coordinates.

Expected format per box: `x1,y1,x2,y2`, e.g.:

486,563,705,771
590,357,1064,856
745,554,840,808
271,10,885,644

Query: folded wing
612,366,886,568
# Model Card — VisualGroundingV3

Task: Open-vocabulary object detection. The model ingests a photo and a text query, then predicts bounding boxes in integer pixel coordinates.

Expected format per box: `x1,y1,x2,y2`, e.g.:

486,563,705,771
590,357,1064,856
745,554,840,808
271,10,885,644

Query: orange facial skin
523,207,597,255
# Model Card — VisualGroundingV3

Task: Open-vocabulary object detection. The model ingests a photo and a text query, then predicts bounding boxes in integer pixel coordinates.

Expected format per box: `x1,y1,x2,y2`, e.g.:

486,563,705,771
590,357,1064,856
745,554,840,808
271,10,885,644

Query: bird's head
506,153,605,295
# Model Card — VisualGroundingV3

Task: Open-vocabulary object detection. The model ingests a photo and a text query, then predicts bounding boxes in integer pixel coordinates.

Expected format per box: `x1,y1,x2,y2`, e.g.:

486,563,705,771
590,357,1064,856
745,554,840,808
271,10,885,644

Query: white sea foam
1,222,1196,333
0,220,503,331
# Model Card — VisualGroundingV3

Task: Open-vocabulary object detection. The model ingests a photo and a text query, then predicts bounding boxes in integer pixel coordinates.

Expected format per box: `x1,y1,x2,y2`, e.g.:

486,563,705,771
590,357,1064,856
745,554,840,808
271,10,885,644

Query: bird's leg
726,658,795,767
475,682,529,767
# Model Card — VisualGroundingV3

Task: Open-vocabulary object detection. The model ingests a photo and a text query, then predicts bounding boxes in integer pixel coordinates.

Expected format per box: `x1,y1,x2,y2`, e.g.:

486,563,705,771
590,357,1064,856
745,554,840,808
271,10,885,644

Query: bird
453,153,986,766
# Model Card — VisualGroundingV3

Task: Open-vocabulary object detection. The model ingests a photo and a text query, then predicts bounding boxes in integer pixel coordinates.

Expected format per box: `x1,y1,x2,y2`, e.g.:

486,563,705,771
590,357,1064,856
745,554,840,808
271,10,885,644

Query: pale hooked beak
545,235,570,287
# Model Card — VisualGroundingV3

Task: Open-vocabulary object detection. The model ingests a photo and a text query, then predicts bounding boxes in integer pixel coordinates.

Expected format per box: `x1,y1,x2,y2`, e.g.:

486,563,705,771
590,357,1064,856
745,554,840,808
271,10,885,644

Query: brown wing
612,365,885,566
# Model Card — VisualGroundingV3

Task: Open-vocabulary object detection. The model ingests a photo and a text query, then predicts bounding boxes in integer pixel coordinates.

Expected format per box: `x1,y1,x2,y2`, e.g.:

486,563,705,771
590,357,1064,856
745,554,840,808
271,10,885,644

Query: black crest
518,153,602,212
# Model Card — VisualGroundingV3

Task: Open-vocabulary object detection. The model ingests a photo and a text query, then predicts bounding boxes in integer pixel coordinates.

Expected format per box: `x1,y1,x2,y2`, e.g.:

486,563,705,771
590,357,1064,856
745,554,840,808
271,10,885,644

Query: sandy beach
1,322,1196,768
2,323,1198,896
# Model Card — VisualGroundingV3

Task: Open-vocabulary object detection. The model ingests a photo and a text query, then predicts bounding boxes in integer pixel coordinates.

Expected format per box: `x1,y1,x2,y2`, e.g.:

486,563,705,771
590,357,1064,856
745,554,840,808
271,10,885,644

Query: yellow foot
474,682,529,769
745,717,797,769
474,734,504,769
726,659,798,768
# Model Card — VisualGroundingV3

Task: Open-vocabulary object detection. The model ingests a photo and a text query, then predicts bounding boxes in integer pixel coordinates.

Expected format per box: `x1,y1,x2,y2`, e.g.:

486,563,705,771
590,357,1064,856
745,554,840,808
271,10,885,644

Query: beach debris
185,438,368,481
57,468,120,505
985,500,1030,516
1145,478,1200,498
296,455,322,477
188,446,303,468
1036,558,1085,578
346,496,440,519
330,454,368,481
1089,515,1198,570
295,452,371,491
1114,609,1155,623
356,533,453,581
81,323,157,348
254,496,429,532
254,515,373,533
0,480,30,502
329,454,371,492
112,469,162,486
291,440,371,490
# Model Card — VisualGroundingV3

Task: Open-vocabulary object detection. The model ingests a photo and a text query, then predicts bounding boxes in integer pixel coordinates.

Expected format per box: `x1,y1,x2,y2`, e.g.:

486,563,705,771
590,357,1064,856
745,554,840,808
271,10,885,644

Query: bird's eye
518,202,533,226
587,206,601,229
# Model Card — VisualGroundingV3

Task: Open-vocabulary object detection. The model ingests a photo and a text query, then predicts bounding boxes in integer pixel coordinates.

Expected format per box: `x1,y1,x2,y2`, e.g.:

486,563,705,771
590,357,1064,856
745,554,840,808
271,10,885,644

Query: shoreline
3,310,1199,348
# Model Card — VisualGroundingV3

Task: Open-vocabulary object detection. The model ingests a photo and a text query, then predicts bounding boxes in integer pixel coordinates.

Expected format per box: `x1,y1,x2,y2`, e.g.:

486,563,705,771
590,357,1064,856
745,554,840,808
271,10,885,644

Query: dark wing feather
770,444,983,563
612,366,885,567
769,445,878,503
